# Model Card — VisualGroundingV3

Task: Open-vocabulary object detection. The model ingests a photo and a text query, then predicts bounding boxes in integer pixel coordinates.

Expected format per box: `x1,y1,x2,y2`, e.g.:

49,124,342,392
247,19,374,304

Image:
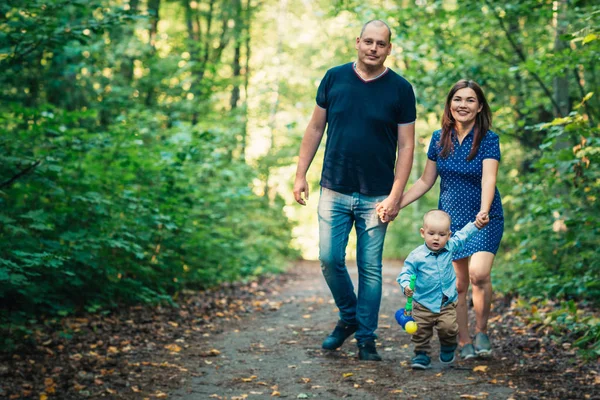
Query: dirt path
172,261,514,400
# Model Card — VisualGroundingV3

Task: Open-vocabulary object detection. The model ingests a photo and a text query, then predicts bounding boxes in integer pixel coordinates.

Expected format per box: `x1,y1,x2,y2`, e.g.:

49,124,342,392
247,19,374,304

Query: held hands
403,286,414,297
293,177,309,206
376,197,401,223
475,211,490,229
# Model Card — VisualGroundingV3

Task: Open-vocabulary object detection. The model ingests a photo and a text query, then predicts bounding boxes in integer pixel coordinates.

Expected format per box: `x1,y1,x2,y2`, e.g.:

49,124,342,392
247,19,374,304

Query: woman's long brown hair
439,80,492,161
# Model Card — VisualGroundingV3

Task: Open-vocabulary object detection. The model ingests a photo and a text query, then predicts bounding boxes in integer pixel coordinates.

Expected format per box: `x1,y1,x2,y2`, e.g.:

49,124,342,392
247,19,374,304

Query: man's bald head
360,20,392,43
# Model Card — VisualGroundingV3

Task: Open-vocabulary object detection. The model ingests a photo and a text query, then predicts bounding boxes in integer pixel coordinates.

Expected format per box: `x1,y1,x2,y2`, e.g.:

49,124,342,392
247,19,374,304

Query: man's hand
293,177,309,206
475,211,490,229
375,197,400,223
404,286,414,297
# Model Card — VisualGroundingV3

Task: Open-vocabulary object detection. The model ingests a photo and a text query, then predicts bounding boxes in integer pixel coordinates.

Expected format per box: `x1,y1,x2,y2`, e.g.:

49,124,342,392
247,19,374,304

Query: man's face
355,24,392,69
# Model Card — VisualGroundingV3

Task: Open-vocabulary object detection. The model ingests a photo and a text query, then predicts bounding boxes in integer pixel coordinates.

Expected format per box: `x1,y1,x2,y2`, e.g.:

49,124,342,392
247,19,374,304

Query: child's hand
376,203,389,223
475,211,489,229
404,286,414,297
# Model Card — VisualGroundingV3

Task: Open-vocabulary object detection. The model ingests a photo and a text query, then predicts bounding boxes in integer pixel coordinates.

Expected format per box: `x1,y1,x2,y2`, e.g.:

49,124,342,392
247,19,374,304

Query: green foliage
0,0,298,349
495,96,599,304
513,298,600,359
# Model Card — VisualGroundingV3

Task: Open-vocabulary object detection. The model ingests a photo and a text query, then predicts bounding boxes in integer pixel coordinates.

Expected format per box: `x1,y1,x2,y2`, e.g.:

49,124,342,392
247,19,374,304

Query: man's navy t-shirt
316,62,416,196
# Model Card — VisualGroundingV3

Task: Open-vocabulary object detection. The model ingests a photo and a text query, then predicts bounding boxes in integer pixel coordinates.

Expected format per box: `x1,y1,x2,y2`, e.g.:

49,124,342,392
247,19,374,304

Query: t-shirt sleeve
427,131,440,162
481,132,501,161
397,84,416,125
315,71,330,109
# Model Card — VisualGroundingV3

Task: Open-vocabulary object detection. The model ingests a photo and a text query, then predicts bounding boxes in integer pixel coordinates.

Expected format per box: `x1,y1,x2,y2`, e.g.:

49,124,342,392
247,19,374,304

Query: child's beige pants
411,300,458,354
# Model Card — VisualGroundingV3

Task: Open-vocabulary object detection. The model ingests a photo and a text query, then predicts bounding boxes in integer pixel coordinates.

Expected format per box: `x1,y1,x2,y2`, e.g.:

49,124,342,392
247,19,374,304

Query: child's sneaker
474,332,492,356
411,352,431,370
439,347,456,365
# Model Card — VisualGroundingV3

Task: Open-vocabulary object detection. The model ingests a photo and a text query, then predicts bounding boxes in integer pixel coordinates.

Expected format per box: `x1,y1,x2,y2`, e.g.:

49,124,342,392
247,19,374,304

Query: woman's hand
475,211,490,229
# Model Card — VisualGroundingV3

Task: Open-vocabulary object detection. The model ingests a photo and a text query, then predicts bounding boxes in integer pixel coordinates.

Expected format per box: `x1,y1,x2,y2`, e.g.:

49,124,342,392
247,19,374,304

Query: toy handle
405,274,416,314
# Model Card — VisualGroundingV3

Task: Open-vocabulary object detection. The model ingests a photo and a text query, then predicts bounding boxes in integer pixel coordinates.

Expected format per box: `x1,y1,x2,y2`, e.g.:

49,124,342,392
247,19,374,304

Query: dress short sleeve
481,132,501,161
427,130,441,162
316,70,330,109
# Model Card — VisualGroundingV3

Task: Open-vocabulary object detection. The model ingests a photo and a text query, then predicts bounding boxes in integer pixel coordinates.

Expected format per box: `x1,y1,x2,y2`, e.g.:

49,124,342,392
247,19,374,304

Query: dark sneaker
439,350,456,365
321,321,358,350
411,352,431,370
459,343,476,360
474,332,492,356
357,340,382,361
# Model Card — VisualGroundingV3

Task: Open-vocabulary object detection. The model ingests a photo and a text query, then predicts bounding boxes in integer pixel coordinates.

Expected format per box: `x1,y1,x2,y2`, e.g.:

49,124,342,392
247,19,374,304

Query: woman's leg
469,251,495,334
453,257,470,346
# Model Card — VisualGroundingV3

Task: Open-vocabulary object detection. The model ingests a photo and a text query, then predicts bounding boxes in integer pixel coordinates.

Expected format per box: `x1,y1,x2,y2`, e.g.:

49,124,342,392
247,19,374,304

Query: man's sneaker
459,343,476,360
411,352,431,370
474,332,492,356
321,321,358,350
439,346,456,365
357,340,382,361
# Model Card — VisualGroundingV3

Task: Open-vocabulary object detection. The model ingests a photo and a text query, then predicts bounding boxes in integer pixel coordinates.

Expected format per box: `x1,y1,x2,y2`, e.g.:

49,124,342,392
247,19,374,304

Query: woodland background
1,0,598,357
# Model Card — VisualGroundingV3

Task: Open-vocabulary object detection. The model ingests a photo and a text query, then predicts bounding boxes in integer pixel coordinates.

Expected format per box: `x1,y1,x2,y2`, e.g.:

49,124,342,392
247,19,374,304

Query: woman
393,79,503,359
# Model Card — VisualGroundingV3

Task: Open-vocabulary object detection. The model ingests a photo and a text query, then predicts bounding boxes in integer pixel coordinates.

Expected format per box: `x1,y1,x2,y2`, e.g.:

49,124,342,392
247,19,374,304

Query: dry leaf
300,377,311,383
436,373,443,377
156,391,168,398
343,372,354,378
165,344,182,353
271,391,281,397
241,375,257,382
390,389,403,393
353,384,361,388
365,379,375,384
460,395,477,399
39,394,48,400
473,365,488,373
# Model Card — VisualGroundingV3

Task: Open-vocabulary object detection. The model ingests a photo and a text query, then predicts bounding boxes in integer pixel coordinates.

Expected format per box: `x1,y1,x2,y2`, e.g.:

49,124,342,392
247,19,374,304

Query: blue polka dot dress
427,129,504,260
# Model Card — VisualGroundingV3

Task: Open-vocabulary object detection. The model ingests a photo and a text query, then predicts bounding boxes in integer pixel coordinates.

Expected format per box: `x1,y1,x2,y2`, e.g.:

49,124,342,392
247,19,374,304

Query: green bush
495,95,599,304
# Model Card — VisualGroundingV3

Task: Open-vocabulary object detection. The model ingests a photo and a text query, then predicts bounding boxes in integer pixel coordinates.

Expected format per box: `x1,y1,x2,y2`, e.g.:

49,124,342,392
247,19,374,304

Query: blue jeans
318,187,388,344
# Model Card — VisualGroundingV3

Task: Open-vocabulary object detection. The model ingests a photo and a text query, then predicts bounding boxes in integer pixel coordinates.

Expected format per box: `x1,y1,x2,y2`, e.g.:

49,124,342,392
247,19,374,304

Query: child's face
420,219,451,252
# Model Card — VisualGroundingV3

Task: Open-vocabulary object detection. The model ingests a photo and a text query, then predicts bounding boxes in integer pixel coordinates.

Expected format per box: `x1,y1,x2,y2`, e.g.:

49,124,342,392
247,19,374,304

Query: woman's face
450,87,483,126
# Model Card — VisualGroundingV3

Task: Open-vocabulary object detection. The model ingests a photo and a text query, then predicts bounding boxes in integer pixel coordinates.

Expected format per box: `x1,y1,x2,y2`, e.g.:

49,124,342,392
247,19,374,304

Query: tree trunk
553,0,570,118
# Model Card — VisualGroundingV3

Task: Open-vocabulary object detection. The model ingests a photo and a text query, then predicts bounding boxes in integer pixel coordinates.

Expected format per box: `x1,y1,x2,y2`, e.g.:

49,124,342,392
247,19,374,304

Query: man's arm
293,106,327,205
376,122,415,221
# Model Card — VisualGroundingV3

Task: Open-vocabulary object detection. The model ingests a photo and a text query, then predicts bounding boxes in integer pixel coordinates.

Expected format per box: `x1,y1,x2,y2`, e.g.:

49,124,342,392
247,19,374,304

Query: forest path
172,260,514,400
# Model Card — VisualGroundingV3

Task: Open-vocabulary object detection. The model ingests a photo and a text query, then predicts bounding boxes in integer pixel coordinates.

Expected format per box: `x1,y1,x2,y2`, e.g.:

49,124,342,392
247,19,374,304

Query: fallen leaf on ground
343,372,354,378
164,344,182,352
473,365,488,373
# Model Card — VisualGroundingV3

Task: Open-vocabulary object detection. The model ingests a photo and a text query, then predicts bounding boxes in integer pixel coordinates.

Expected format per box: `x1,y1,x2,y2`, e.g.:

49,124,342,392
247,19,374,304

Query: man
293,20,416,361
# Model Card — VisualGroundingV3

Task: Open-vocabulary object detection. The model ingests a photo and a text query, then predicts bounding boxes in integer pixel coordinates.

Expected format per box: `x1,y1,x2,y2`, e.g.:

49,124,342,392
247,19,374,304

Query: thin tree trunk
553,0,570,118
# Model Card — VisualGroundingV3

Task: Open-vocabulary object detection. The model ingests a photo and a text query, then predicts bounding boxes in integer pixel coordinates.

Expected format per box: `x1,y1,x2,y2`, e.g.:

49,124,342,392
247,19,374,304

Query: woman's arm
480,159,499,214
399,159,439,208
